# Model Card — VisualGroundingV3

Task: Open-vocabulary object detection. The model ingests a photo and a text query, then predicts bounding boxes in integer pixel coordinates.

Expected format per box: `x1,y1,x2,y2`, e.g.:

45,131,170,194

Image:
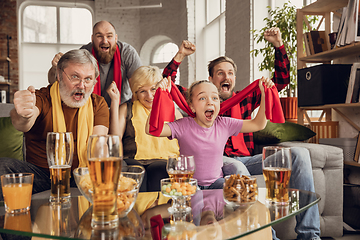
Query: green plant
251,1,317,97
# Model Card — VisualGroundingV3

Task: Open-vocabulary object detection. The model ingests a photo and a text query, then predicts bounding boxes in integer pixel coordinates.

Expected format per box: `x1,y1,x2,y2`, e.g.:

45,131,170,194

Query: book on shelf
346,63,360,103
310,31,329,54
305,32,315,55
335,0,360,47
353,133,360,163
335,6,348,47
303,33,311,56
351,68,360,103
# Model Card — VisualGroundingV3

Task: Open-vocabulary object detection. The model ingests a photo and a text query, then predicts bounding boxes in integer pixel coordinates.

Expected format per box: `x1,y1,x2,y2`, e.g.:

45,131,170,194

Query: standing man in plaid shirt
164,27,321,240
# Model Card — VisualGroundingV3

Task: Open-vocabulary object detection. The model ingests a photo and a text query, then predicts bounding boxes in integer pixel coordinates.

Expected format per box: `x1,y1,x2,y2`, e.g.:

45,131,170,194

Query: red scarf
149,80,285,139
218,81,285,156
91,46,122,96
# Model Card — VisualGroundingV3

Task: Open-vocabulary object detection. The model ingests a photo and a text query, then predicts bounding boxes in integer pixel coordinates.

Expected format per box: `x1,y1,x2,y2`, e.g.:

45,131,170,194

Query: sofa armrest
276,141,344,237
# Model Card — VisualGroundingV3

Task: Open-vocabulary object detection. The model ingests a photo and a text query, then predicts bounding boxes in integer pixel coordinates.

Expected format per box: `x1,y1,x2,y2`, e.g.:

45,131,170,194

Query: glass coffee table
0,188,320,239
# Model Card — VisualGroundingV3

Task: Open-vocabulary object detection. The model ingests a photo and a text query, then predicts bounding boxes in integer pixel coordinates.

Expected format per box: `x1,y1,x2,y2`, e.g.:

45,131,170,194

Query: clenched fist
13,86,37,119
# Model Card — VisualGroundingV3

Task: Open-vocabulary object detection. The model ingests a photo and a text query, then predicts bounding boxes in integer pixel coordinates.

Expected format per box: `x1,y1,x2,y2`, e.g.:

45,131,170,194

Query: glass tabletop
0,188,320,239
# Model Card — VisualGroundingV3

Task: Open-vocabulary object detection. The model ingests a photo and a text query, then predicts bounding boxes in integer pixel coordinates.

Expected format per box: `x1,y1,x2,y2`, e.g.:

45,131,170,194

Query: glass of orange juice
1,173,34,213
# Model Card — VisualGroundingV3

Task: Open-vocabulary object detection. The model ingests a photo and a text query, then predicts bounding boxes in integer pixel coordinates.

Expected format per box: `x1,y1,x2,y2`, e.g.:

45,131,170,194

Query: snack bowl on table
223,174,258,207
117,165,145,217
160,178,197,198
73,167,93,203
73,165,145,217
160,178,197,215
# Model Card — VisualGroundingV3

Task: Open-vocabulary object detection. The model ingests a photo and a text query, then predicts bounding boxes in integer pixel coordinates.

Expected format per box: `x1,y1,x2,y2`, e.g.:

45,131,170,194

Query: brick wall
0,0,18,103
226,0,251,91
95,0,190,86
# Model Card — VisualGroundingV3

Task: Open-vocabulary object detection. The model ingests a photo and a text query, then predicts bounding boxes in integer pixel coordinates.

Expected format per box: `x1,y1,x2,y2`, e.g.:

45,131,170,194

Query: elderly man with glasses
0,49,109,199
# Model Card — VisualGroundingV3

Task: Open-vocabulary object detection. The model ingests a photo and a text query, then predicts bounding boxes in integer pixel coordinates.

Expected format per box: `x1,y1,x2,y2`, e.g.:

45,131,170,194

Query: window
20,3,93,89
206,0,226,24
151,42,180,84
195,0,226,80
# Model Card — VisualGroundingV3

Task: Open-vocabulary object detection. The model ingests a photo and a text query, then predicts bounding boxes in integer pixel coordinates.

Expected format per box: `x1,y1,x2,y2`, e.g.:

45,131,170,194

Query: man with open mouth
48,20,142,107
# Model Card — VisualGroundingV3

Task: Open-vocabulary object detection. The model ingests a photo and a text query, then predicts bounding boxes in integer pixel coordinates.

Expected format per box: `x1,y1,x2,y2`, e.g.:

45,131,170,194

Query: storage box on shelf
298,64,352,107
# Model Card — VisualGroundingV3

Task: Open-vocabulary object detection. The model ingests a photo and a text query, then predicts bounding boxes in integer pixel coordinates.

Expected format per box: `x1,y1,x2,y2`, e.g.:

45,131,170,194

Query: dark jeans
0,157,77,201
124,158,168,192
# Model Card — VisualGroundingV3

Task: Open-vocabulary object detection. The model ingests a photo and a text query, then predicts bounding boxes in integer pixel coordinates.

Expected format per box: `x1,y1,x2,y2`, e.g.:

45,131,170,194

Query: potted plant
251,1,317,121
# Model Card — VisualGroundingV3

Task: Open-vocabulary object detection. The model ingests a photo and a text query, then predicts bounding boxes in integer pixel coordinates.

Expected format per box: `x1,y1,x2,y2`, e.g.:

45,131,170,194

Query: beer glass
166,155,195,180
46,132,74,203
87,135,122,229
262,146,292,205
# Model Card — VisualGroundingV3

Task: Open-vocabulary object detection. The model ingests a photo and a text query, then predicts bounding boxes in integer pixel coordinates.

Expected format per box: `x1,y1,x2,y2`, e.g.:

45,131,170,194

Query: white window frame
18,1,94,89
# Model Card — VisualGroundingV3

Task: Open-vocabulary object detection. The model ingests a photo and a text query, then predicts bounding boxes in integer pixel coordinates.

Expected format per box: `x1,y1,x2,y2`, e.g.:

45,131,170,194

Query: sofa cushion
253,121,316,144
0,117,24,161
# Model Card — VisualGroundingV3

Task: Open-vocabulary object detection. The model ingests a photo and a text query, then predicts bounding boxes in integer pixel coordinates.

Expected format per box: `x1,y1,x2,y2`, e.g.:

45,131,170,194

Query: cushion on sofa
253,121,316,144
0,117,24,161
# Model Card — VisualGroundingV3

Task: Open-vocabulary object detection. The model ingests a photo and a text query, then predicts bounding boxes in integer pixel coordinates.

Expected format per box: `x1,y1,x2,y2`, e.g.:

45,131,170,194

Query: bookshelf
297,0,360,166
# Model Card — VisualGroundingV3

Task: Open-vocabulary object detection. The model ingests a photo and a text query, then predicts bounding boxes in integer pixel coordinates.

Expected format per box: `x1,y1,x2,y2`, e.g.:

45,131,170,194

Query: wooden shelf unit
297,0,360,166
0,36,12,103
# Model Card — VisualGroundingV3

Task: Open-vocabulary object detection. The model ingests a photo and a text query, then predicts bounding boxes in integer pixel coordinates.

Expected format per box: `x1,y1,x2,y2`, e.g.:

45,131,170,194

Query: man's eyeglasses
62,69,94,86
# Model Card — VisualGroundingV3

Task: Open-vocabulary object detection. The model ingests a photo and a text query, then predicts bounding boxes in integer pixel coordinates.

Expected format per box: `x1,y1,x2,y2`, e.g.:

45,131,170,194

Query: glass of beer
262,146,292,205
87,135,122,229
167,155,195,181
46,132,74,204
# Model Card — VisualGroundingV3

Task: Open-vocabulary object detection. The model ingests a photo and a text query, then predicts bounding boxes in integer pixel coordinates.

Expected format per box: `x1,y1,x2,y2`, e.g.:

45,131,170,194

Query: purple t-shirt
167,116,243,186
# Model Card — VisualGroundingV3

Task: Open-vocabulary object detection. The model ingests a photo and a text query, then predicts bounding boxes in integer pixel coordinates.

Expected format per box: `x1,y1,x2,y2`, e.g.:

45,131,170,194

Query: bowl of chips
73,167,93,203
73,165,145,217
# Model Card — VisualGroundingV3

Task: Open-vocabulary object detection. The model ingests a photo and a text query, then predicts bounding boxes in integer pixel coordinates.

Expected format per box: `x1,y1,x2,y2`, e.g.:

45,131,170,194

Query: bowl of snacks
223,174,258,207
160,178,197,198
117,165,144,217
160,178,197,214
73,167,93,203
73,165,145,217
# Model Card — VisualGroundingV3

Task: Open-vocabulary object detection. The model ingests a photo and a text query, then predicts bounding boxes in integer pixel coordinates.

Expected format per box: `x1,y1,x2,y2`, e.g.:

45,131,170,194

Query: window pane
60,7,92,44
152,43,178,64
221,0,226,13
207,0,221,23
23,6,56,43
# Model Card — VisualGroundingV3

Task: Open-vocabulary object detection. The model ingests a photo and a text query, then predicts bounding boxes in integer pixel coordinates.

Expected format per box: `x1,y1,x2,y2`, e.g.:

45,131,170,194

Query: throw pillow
0,117,24,161
253,121,316,144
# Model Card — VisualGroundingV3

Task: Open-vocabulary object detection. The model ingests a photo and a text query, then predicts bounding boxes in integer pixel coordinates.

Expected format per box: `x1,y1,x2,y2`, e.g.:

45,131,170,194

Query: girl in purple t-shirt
146,78,272,189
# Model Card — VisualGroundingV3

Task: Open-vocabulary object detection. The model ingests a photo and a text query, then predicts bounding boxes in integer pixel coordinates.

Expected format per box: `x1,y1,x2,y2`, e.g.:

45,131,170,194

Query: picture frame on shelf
345,63,360,103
